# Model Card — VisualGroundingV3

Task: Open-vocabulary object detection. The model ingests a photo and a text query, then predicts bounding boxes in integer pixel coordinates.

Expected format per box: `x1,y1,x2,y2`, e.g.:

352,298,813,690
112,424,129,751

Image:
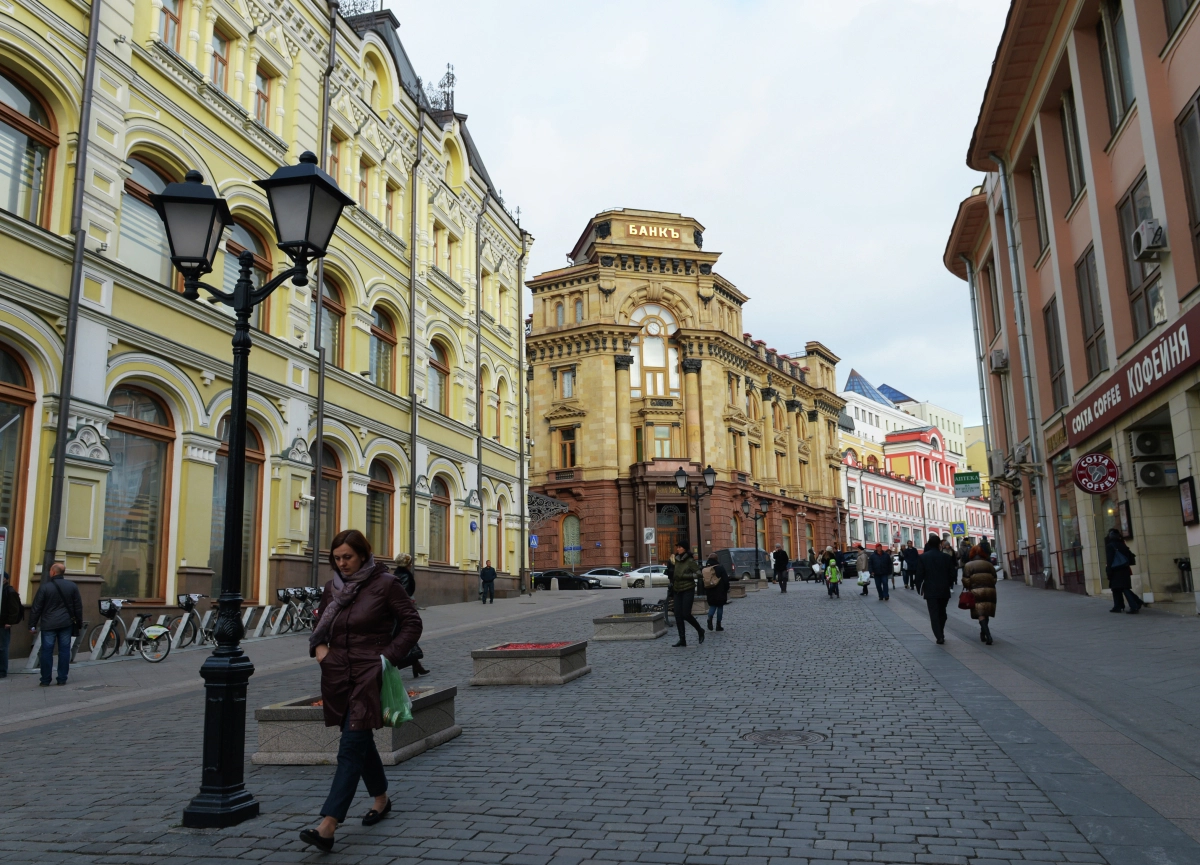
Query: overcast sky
390,0,1011,426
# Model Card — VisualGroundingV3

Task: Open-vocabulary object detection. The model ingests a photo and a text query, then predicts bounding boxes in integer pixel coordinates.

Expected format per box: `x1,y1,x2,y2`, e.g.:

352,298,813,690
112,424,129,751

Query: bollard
550,577,560,591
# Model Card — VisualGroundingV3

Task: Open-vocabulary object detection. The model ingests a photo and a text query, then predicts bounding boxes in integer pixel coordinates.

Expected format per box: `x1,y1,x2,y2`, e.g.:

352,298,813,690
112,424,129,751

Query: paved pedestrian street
3,581,1200,865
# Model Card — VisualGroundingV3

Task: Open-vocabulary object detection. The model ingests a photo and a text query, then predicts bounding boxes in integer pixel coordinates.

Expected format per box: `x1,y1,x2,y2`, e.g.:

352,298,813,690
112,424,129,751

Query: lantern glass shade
255,151,354,262
702,465,717,489
674,467,687,491
760,498,769,514
150,171,232,275
740,499,751,517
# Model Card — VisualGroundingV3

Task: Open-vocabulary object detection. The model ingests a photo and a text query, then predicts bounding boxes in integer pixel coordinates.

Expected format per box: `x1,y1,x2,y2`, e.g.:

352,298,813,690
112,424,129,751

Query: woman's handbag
958,590,976,610
380,655,413,726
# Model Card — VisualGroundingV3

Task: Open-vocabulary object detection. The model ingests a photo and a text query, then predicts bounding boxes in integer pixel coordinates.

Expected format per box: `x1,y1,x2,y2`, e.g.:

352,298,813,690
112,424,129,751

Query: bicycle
88,599,172,662
166,593,215,649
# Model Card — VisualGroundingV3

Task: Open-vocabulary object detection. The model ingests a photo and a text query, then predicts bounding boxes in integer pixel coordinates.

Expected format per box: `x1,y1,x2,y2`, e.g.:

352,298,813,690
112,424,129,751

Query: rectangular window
1166,0,1197,34
560,368,575,399
728,432,739,470
1030,156,1050,253
1118,174,1166,339
1043,297,1068,411
653,425,671,459
1060,89,1087,201
160,0,182,50
864,521,876,543
849,518,859,540
254,68,271,126
1098,0,1136,132
749,443,759,476
210,31,229,92
358,160,369,209
1179,100,1200,271
985,259,1002,340
559,427,576,468
1075,245,1109,380
847,486,856,505
635,426,644,463
385,183,397,233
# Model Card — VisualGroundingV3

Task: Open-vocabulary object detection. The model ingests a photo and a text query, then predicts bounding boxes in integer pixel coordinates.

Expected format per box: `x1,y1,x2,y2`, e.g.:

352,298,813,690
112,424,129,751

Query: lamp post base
182,790,260,829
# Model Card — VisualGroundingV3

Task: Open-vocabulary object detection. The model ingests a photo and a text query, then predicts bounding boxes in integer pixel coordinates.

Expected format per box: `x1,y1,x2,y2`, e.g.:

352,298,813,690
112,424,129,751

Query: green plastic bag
380,655,413,727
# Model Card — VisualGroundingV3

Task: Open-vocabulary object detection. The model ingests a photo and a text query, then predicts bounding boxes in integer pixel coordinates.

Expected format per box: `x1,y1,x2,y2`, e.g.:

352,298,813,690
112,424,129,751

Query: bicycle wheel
138,631,171,663
88,624,120,659
165,614,196,647
269,606,294,634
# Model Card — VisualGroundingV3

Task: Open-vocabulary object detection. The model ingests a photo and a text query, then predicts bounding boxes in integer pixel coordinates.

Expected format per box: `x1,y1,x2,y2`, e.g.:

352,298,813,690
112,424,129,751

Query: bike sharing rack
24,620,90,670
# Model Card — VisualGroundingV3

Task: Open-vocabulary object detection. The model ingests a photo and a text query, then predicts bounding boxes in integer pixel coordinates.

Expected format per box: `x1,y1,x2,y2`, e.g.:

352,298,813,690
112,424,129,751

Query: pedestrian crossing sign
951,522,966,536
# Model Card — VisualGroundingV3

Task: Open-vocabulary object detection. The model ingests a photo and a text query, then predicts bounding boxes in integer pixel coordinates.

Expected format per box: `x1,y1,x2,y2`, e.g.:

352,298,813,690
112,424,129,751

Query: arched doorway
656,503,687,562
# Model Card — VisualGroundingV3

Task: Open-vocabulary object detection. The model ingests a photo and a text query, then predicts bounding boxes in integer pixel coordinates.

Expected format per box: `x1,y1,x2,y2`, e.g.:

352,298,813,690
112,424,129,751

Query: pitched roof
842,369,895,407
878,383,916,404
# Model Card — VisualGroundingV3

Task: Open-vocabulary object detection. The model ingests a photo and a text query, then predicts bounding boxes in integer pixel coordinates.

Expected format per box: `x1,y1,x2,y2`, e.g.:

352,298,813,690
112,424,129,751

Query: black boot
707,617,713,631
672,640,686,647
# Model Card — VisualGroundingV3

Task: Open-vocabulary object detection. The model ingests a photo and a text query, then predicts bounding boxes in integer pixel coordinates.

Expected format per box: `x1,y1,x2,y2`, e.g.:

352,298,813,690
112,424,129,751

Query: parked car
790,560,815,580
840,551,859,578
580,567,626,588
627,564,668,588
715,548,771,581
531,569,602,590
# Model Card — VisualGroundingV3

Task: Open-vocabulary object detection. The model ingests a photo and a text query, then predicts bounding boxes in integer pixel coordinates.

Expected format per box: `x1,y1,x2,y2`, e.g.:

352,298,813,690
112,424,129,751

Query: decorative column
682,357,702,464
615,355,633,475
762,387,779,484
786,399,802,490
742,377,754,474
200,7,217,81
186,0,203,66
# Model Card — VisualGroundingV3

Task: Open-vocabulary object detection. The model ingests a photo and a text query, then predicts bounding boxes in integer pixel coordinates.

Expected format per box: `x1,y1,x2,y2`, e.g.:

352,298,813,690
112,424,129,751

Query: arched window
756,511,767,554
844,448,858,466
628,304,680,399
562,514,581,568
730,514,740,546
427,341,449,414
209,417,263,601
119,157,173,286
0,69,56,226
366,459,394,557
555,302,564,327
0,345,32,581
428,475,450,563
101,385,173,599
866,454,879,470
369,308,396,391
222,221,271,330
310,277,344,367
309,443,341,552
574,299,583,322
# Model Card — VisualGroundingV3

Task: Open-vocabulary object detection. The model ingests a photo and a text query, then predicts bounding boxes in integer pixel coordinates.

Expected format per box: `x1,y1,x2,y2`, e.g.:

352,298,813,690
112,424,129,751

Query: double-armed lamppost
674,465,716,562
741,496,770,580
151,151,354,828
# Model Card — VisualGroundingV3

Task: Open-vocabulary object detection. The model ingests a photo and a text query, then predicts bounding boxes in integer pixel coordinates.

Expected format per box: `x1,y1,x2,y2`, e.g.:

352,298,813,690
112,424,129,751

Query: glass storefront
1052,452,1085,593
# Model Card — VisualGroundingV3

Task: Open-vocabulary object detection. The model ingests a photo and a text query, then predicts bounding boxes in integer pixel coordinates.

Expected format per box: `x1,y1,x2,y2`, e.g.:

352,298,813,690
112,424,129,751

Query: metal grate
742,730,828,745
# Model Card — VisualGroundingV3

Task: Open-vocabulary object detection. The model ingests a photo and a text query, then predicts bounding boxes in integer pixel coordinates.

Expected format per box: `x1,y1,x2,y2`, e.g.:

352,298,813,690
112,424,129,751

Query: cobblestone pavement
2,581,1199,865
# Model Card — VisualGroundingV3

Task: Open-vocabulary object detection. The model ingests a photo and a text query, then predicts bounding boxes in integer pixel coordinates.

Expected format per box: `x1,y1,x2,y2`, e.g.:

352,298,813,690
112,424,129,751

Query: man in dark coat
1105,528,1143,613
903,541,922,592
772,544,790,592
868,544,892,601
479,560,497,604
28,563,82,686
915,534,957,644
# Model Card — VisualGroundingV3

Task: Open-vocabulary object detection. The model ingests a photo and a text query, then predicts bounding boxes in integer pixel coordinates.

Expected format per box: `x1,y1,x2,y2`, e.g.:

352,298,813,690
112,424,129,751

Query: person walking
855,544,870,596
300,529,423,853
825,558,841,597
941,540,959,586
1105,528,1144,614
820,546,837,585
916,534,957,644
962,545,997,644
868,543,891,601
391,553,429,677
479,559,497,604
0,571,24,678
28,562,82,687
772,544,789,592
669,542,705,647
903,541,921,592
703,555,730,631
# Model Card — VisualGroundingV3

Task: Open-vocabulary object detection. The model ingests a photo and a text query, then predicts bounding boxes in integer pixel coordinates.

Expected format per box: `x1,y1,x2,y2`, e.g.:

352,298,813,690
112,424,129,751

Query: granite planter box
592,612,667,641
470,641,591,685
251,685,461,766
727,583,747,599
740,579,762,593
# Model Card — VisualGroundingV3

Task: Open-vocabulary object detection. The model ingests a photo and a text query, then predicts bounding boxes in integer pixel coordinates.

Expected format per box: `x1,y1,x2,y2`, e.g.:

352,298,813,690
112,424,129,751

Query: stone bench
470,641,590,685
593,612,667,641
727,583,747,599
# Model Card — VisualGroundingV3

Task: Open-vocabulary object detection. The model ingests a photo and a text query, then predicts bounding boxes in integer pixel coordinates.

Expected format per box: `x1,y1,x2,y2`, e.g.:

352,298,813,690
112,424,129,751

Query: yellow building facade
0,0,529,637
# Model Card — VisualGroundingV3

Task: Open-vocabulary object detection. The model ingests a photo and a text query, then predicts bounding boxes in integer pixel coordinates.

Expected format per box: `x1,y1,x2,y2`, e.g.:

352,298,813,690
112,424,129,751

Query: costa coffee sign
1073,452,1118,494
1067,304,1200,446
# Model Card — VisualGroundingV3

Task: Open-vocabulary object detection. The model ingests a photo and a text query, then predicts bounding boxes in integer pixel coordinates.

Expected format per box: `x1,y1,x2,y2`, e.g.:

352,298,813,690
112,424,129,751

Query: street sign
1073,452,1119,494
565,545,582,552
643,527,656,544
954,471,982,498
529,535,538,548
951,522,966,536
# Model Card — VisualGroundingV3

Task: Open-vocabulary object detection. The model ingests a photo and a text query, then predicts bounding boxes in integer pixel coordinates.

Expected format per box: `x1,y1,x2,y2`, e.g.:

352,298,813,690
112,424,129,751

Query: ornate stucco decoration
65,425,110,462
284,437,313,466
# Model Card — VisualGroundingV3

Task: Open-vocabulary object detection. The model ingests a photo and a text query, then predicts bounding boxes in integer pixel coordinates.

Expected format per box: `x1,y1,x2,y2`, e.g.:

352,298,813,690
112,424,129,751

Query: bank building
526,209,846,569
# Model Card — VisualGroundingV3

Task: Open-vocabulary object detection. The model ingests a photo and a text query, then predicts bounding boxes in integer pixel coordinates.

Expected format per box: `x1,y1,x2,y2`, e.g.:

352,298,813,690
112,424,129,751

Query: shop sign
1073,452,1118,494
1044,419,1068,456
626,224,680,239
1067,304,1200,446
954,471,981,498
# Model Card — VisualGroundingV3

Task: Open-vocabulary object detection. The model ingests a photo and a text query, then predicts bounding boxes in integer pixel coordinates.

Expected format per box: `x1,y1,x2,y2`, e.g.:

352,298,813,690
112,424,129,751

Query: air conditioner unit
988,449,1006,477
1130,430,1175,460
989,349,1009,374
1134,460,1179,489
989,493,1006,515
1132,219,1168,262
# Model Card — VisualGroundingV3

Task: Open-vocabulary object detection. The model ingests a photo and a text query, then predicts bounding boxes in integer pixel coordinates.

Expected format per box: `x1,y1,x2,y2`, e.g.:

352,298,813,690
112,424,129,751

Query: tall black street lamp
152,152,353,829
674,465,717,562
741,496,770,580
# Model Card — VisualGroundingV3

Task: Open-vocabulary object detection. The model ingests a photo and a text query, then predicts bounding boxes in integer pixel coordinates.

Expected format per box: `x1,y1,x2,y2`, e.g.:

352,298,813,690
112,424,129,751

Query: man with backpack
28,563,82,686
0,571,24,678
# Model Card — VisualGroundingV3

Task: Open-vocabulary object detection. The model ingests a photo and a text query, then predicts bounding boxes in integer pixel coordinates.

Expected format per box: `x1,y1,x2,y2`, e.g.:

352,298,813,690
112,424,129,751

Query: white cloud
389,0,1010,424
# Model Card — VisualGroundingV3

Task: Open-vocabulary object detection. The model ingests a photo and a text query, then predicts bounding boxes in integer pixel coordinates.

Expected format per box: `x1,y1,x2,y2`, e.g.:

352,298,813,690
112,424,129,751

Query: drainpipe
473,191,490,571
516,230,529,588
407,113,425,558
962,254,1006,569
990,153,1051,577
309,0,338,588
41,0,103,580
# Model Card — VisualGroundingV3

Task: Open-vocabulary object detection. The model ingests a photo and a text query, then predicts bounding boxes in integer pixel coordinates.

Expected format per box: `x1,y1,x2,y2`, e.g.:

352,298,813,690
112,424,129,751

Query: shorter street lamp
152,152,354,829
674,466,717,568
741,496,770,580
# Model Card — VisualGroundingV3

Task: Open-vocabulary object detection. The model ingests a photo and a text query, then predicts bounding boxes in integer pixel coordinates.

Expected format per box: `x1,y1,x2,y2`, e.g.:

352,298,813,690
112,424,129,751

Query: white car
627,565,669,588
579,567,627,589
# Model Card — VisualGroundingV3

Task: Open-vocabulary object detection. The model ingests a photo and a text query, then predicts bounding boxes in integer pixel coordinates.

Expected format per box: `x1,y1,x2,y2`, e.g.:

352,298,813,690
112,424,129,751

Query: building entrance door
656,503,688,562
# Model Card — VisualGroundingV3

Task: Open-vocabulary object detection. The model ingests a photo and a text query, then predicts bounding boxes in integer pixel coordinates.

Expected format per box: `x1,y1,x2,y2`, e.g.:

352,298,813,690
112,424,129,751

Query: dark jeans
0,626,10,677
1112,588,1143,610
926,596,950,641
673,590,703,642
321,726,388,823
481,581,494,603
874,575,890,599
827,581,840,597
775,570,788,591
902,572,910,587
707,604,723,624
39,627,72,685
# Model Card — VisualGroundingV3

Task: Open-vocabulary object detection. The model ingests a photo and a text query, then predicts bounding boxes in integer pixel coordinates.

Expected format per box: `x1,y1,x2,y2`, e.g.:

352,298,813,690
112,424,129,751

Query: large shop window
366,459,394,558
0,346,32,580
100,386,173,599
222,222,271,330
1052,452,1084,591
427,341,450,414
119,157,173,286
1118,174,1165,339
368,308,396,392
562,514,581,568
311,444,340,552
0,69,56,227
628,304,680,399
781,518,792,559
310,278,344,367
428,476,450,563
1075,246,1108,380
209,417,262,601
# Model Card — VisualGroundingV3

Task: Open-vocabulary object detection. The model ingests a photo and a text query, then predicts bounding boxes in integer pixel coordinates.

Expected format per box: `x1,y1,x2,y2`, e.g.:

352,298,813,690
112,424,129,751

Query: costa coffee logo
1073,452,1118,494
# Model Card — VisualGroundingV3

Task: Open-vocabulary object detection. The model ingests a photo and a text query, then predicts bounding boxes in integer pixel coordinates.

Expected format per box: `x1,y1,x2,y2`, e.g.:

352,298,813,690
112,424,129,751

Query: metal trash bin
621,597,643,614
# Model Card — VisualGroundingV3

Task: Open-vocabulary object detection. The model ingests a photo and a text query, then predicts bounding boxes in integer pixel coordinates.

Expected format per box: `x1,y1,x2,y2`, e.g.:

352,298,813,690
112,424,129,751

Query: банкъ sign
1066,303,1200,447
626,224,681,239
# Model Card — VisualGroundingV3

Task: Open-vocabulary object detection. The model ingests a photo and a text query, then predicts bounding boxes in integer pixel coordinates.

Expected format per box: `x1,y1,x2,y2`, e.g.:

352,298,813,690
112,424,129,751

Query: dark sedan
532,569,602,590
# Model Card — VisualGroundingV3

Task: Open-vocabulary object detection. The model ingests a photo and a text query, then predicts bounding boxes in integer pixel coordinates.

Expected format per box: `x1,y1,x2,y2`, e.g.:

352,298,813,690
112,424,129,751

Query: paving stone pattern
0,584,1171,864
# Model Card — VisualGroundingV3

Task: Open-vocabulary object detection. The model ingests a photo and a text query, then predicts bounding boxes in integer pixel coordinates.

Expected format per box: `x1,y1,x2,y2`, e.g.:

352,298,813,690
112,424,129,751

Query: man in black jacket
0,572,23,678
868,544,892,601
772,544,790,593
902,541,920,590
479,560,497,604
915,535,956,644
29,563,82,686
